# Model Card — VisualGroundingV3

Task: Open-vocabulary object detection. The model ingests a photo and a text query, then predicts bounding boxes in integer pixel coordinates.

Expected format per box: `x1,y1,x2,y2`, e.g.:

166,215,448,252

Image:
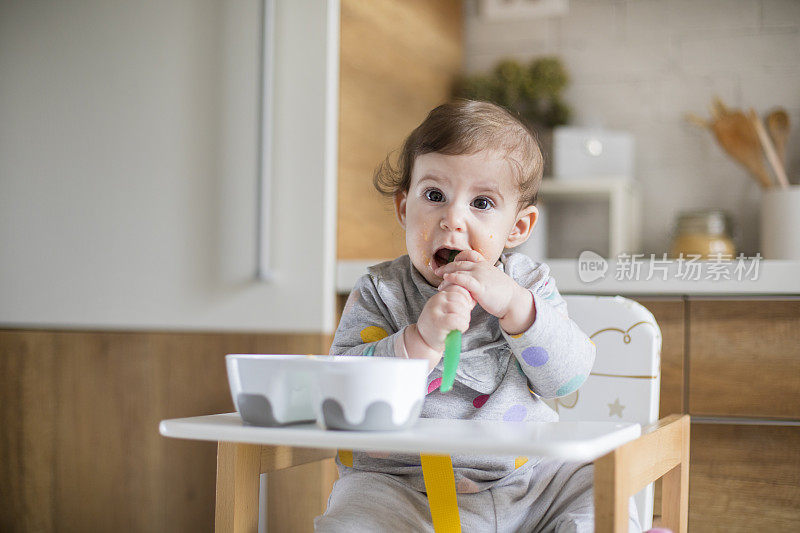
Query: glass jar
669,209,736,259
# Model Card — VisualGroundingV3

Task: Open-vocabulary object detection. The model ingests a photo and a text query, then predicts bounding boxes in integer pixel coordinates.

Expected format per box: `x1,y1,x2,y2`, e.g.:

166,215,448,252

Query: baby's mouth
432,248,462,271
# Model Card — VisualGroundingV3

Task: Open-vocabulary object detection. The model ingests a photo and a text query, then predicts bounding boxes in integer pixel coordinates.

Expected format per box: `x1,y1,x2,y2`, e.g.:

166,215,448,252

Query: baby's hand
434,250,518,318
435,250,533,332
416,283,475,353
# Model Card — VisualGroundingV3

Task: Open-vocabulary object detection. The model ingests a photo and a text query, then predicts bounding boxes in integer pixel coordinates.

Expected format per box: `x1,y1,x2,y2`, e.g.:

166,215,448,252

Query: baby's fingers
440,283,475,307
442,272,482,300
434,259,478,277
442,311,470,333
455,249,486,263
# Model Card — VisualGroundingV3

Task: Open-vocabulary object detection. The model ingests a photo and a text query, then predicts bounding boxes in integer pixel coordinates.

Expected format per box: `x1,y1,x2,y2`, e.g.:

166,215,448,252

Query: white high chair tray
160,413,641,462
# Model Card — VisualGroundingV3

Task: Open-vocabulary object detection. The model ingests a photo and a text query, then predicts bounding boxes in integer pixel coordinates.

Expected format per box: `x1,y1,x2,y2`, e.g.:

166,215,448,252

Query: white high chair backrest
548,295,662,531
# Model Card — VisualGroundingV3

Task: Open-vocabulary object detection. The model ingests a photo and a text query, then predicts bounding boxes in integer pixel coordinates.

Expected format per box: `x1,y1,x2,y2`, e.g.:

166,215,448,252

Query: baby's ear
505,205,538,249
394,191,408,229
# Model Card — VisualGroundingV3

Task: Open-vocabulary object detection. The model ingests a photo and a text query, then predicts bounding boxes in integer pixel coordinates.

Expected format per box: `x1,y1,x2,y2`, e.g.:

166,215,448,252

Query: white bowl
313,356,428,431
226,354,335,426
226,354,429,431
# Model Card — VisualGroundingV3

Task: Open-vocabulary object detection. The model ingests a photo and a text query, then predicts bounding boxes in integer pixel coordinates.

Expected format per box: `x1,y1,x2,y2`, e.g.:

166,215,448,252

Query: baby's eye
425,189,445,203
471,196,493,210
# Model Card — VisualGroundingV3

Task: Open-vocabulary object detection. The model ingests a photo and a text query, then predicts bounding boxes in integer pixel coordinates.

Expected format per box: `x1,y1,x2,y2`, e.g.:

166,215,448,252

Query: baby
315,100,641,532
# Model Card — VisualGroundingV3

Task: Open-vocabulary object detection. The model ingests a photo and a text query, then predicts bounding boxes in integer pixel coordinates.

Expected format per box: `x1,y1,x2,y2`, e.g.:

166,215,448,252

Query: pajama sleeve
500,264,595,399
330,272,406,358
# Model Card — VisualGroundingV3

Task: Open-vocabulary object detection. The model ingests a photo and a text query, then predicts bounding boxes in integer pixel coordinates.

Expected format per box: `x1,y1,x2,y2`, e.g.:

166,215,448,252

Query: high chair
163,295,689,532
550,295,669,530
416,295,687,533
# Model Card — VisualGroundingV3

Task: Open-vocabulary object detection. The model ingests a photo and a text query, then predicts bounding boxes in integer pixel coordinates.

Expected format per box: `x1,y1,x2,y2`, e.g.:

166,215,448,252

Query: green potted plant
454,57,571,176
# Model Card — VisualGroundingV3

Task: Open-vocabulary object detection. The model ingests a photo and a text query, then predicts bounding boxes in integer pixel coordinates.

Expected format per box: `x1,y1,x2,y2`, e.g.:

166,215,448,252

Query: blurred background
465,0,800,259
2,1,799,532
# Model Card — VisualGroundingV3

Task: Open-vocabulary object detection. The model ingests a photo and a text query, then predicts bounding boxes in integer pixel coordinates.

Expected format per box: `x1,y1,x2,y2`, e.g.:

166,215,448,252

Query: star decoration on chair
608,397,625,418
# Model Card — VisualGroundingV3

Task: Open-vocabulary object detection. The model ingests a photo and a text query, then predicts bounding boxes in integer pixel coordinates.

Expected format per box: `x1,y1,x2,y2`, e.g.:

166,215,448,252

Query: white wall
464,0,800,256
0,0,339,333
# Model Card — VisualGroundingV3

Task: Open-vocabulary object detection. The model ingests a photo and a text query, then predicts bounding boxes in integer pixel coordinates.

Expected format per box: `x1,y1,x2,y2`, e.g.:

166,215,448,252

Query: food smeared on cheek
422,253,431,269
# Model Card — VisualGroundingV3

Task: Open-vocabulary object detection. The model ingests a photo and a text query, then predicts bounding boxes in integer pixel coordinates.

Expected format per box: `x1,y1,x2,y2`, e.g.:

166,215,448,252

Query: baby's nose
440,205,466,232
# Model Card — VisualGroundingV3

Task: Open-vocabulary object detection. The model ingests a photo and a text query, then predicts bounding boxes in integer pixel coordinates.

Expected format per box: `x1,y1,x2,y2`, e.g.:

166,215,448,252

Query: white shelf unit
539,177,641,259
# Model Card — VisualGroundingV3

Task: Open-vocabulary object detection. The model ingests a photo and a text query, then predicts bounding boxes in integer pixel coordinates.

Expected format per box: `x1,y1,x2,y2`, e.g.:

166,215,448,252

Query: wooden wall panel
0,332,57,532
0,329,329,533
337,0,463,260
688,299,800,419
688,423,800,531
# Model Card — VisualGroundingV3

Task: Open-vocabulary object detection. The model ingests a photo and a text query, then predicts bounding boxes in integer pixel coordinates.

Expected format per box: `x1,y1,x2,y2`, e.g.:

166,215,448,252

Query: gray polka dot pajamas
316,253,641,532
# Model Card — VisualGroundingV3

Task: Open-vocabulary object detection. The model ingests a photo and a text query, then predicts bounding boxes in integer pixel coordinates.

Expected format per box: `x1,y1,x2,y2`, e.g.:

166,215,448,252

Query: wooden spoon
766,108,790,165
750,109,790,189
711,95,730,119
710,109,773,189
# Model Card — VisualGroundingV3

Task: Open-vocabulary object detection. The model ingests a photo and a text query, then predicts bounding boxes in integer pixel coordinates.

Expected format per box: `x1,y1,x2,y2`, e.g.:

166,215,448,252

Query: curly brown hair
373,99,543,209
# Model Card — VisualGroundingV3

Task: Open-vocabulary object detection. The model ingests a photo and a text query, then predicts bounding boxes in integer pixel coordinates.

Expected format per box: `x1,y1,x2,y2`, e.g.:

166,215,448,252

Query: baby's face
395,149,537,286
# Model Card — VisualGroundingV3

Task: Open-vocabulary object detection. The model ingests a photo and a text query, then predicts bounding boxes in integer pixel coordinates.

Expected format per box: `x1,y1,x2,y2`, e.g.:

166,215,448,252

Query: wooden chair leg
215,442,262,533
594,415,691,533
661,418,690,533
594,449,629,533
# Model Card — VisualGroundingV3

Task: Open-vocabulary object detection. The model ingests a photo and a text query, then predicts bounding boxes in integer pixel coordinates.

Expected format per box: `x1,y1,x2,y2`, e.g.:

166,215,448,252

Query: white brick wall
464,0,800,256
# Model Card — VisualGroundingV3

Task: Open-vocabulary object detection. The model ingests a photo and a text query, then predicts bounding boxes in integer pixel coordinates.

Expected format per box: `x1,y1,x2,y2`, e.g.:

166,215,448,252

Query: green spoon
440,250,462,393
439,330,461,393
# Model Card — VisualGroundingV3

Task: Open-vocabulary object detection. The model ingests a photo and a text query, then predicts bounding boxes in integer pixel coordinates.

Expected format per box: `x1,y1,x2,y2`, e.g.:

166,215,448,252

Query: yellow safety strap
338,449,353,467
420,454,461,533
